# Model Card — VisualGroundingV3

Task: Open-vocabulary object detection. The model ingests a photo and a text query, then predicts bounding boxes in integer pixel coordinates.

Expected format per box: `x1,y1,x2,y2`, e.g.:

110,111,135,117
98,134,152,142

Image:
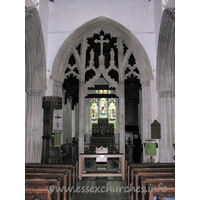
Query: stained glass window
99,98,107,118
90,97,117,130
90,98,98,129
92,90,113,94
99,90,103,94
108,98,116,127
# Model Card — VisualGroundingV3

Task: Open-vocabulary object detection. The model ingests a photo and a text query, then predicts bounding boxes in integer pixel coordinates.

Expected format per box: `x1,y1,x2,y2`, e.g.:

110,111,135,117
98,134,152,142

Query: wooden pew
146,183,175,200
25,178,61,200
25,164,76,192
25,164,76,197
25,187,54,200
132,167,175,189
129,167,175,191
127,163,175,188
25,168,73,193
156,195,175,200
132,168,175,200
131,171,175,200
25,172,68,200
140,177,175,200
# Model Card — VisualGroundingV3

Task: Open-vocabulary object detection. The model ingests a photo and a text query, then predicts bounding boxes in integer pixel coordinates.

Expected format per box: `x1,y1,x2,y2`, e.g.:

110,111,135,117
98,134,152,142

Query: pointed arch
25,6,46,92
50,16,153,155
156,8,175,162
156,8,175,94
50,16,153,84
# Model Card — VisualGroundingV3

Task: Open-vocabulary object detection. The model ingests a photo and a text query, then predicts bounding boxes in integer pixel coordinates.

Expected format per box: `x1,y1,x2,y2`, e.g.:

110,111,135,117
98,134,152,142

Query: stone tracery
50,16,153,154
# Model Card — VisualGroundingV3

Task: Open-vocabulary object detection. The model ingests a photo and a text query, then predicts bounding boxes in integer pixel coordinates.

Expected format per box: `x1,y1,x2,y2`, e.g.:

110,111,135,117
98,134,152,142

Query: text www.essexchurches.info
46,183,168,193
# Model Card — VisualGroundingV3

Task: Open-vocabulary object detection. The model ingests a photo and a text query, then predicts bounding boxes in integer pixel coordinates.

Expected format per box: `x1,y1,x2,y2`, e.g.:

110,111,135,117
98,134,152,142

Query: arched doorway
50,16,153,157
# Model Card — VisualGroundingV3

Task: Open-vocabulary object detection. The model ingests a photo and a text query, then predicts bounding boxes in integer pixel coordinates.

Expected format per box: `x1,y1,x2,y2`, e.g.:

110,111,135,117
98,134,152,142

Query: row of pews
125,162,175,200
25,162,78,200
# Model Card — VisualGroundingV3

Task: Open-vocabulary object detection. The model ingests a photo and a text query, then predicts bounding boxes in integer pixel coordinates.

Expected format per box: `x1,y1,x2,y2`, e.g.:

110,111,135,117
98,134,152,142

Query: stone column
78,83,86,154
72,108,76,138
118,36,125,155
25,89,44,163
158,90,175,162
119,83,125,154
138,90,142,140
141,81,152,163
78,83,86,173
138,90,143,161
53,80,63,97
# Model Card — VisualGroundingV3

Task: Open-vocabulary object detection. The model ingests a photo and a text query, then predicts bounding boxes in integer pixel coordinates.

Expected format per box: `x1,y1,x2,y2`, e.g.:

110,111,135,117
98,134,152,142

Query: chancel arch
50,16,153,156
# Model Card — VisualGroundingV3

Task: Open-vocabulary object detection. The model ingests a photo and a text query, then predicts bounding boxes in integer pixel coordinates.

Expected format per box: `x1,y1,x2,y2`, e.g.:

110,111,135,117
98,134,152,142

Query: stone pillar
158,90,175,162
78,83,86,154
138,90,143,161
138,90,142,140
72,108,76,138
119,83,125,154
53,80,63,97
76,104,79,139
25,89,44,163
141,81,152,163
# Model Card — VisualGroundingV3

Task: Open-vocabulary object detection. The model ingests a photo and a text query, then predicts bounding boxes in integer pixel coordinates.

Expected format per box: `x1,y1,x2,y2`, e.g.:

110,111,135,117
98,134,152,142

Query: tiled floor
73,177,131,200
73,158,130,200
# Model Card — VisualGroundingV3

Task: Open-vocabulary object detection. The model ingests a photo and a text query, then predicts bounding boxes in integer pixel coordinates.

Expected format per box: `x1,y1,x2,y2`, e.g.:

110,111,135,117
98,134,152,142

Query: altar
79,153,125,180
89,118,116,152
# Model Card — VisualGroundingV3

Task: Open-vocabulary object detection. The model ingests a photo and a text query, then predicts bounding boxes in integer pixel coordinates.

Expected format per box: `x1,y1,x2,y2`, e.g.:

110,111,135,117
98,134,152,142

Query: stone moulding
50,16,153,86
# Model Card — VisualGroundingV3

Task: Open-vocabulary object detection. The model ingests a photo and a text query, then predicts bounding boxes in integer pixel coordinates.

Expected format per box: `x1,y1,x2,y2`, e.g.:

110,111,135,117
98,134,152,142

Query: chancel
25,0,175,199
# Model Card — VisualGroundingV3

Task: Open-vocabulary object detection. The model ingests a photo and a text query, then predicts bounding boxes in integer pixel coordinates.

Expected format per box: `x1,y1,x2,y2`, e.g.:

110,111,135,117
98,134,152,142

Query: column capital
141,80,150,87
26,89,45,96
53,79,63,86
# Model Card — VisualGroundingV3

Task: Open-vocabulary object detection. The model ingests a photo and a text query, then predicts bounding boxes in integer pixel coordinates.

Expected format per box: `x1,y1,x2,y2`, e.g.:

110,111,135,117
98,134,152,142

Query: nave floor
72,177,131,200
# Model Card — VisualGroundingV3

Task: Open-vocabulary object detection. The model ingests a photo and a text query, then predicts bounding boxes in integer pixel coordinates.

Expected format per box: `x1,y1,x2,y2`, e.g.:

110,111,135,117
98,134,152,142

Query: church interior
24,0,176,199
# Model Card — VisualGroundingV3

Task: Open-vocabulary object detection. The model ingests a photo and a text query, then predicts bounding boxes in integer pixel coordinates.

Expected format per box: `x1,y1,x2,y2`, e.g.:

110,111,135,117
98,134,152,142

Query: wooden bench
131,171,175,200
146,184,175,200
155,195,175,200
25,172,68,200
140,177,175,200
127,163,175,188
25,168,73,193
25,187,54,200
132,167,175,189
25,164,76,197
132,167,175,200
25,178,61,200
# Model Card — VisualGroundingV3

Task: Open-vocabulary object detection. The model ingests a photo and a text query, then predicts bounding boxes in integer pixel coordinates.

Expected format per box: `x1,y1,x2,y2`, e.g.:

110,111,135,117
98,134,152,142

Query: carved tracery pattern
63,30,141,97
64,54,80,80
124,54,140,80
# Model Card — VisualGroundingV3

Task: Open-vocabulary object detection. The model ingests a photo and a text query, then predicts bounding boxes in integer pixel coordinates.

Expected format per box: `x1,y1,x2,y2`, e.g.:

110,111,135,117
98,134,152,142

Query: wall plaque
151,120,161,139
